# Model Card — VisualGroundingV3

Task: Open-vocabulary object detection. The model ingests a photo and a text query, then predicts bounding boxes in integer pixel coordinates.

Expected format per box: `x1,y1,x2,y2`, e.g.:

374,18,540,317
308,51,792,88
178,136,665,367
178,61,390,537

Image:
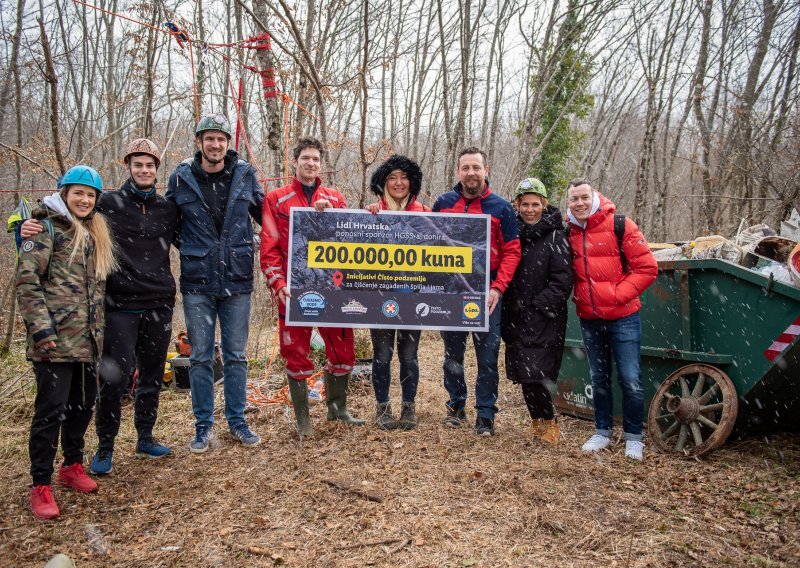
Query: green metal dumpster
555,258,800,456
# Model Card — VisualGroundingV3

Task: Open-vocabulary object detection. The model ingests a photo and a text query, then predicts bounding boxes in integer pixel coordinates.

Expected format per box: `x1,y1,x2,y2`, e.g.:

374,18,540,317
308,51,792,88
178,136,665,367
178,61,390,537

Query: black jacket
97,180,179,310
501,206,573,384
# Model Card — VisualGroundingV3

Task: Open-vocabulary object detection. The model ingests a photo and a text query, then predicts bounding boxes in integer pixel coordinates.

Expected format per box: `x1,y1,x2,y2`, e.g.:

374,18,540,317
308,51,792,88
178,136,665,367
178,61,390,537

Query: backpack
12,216,56,277
566,213,628,273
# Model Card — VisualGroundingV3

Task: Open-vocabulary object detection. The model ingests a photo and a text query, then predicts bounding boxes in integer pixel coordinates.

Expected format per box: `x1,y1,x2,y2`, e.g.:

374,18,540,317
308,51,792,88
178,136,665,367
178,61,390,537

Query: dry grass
0,332,798,567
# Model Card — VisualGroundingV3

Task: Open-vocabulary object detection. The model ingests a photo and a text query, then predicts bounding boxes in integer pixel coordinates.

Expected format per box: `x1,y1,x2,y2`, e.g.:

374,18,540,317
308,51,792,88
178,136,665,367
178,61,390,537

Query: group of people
13,113,657,521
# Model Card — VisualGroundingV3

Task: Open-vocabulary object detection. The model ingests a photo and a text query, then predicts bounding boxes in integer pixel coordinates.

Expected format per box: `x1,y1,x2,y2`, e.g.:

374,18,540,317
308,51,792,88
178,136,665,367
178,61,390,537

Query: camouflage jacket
15,204,106,362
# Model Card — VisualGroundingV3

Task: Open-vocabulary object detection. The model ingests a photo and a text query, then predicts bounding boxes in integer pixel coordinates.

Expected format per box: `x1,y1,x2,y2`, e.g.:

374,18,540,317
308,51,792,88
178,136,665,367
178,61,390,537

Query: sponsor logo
415,303,452,318
462,301,481,320
382,300,399,318
341,300,368,314
21,240,34,253
298,292,326,319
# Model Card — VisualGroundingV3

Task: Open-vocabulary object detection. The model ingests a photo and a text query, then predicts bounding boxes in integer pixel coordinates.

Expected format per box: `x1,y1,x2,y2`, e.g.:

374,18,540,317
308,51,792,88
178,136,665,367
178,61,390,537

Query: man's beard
462,181,483,197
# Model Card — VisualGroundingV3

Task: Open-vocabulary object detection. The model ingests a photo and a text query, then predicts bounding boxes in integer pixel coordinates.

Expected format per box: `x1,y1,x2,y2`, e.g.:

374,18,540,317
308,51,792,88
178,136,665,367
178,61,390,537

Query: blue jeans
370,328,421,404
183,293,251,430
580,312,644,441
440,301,502,420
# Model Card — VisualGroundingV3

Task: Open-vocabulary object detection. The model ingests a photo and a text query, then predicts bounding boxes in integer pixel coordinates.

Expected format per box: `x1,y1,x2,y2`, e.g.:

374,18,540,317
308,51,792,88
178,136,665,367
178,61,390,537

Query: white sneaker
625,440,645,462
581,434,612,452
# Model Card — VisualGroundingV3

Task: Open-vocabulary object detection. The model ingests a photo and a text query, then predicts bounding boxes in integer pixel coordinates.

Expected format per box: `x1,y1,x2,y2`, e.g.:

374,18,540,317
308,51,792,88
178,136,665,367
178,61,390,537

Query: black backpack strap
614,214,628,273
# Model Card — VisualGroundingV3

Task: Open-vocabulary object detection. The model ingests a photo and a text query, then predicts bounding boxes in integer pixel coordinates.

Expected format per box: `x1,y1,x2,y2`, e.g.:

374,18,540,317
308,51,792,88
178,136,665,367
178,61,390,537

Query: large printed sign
286,209,490,331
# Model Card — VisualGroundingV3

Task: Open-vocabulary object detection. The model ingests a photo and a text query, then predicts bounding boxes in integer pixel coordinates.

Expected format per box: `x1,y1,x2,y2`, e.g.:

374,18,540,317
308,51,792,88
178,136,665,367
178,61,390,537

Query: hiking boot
625,440,645,462
90,449,113,475
375,402,398,430
581,434,612,452
189,425,217,453
230,424,262,447
136,438,172,459
288,378,313,439
539,419,560,445
57,463,98,493
475,416,495,437
443,406,467,428
324,372,366,426
529,418,546,439
30,485,59,520
398,402,418,430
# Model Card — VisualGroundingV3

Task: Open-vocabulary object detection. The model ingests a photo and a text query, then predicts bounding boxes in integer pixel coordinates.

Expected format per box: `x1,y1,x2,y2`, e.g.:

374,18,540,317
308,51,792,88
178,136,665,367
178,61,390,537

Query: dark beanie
370,155,423,197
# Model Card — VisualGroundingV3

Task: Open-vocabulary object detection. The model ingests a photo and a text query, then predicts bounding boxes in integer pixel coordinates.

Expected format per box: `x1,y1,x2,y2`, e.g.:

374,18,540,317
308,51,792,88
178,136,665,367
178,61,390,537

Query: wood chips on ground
0,332,798,567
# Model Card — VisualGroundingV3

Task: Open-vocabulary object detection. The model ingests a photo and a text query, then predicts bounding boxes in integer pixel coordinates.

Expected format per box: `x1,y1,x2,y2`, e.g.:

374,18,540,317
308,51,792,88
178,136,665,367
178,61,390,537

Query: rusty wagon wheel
647,364,738,457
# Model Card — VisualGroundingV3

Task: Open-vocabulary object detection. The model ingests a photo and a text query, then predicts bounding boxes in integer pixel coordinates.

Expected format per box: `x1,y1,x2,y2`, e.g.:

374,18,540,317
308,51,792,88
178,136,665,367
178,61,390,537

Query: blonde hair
383,193,410,212
61,188,117,280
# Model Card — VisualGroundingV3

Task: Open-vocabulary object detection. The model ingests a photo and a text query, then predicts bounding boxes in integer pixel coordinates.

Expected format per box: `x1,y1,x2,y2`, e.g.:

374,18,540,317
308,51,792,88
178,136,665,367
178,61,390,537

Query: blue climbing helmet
58,165,103,193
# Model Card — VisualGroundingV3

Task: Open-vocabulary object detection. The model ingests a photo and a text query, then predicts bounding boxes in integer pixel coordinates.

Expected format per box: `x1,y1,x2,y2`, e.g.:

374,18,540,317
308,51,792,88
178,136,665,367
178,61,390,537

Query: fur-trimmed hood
370,154,423,196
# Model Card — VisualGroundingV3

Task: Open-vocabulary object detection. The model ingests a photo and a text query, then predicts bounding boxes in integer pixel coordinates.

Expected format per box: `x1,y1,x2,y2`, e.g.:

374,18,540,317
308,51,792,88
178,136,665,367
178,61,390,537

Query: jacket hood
518,205,564,243
38,192,73,224
567,191,609,229
370,154,423,197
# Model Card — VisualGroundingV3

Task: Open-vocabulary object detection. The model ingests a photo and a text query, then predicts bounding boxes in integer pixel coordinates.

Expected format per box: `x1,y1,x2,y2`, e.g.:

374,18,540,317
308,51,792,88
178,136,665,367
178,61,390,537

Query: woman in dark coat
501,178,573,445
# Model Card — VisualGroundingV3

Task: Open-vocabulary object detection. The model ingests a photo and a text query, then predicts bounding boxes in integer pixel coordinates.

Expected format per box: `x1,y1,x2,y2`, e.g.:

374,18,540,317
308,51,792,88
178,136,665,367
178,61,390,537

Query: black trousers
95,308,173,450
30,362,97,486
521,382,555,421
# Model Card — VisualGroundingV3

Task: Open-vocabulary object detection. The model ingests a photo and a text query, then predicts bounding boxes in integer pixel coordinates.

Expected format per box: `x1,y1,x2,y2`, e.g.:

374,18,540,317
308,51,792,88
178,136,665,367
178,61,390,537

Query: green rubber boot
288,378,313,439
324,372,365,426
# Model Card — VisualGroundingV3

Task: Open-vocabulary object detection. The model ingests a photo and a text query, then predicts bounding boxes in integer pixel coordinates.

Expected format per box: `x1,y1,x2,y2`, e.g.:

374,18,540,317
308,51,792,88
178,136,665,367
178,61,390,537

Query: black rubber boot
288,378,313,439
324,372,366,426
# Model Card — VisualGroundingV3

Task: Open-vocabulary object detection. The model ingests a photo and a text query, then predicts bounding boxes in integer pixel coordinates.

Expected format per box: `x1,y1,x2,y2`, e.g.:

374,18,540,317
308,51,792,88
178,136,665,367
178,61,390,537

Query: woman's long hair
61,189,117,280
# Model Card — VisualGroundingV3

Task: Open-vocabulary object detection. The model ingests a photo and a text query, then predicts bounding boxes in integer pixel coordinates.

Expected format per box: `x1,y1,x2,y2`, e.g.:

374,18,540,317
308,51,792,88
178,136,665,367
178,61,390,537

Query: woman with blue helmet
16,164,117,520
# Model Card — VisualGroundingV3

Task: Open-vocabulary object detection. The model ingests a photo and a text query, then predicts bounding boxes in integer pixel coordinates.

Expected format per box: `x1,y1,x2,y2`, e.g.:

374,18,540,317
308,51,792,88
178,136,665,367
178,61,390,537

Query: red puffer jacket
568,193,657,320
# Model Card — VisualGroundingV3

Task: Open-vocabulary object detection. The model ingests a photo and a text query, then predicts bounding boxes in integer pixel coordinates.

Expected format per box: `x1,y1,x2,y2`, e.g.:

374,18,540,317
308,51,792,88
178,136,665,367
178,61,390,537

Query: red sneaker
30,485,60,520
57,463,98,493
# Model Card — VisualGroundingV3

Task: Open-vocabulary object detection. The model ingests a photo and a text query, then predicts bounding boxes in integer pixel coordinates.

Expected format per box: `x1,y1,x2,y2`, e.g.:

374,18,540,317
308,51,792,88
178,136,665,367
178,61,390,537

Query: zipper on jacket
582,229,599,318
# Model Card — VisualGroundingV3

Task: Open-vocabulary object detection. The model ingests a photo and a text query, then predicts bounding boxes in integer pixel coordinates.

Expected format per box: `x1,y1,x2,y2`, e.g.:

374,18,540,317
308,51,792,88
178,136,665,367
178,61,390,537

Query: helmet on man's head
514,177,548,201
58,165,103,193
124,138,161,167
196,113,232,139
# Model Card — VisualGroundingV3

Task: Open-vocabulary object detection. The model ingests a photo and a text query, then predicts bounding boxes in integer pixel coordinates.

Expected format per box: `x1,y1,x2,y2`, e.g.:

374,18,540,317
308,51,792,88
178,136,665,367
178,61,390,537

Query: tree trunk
251,0,283,175
0,0,26,135
38,18,66,175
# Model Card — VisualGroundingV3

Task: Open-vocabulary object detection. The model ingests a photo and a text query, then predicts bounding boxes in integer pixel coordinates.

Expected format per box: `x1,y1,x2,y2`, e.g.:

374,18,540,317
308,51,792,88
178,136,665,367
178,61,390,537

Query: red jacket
432,183,521,293
568,193,657,320
260,177,348,300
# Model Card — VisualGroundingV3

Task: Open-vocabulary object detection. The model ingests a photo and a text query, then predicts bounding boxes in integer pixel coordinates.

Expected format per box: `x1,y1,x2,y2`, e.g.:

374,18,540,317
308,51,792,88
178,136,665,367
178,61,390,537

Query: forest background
0,0,799,344
0,3,799,564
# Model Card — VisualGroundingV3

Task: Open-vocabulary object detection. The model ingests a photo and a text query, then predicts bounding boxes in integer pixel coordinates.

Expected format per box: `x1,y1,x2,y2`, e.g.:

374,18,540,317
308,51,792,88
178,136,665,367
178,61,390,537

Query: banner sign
286,208,490,331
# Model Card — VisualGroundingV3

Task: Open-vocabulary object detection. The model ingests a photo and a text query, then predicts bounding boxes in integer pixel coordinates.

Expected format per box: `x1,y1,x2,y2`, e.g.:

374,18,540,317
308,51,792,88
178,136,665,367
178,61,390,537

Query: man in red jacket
433,147,521,436
260,137,364,439
566,179,657,461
